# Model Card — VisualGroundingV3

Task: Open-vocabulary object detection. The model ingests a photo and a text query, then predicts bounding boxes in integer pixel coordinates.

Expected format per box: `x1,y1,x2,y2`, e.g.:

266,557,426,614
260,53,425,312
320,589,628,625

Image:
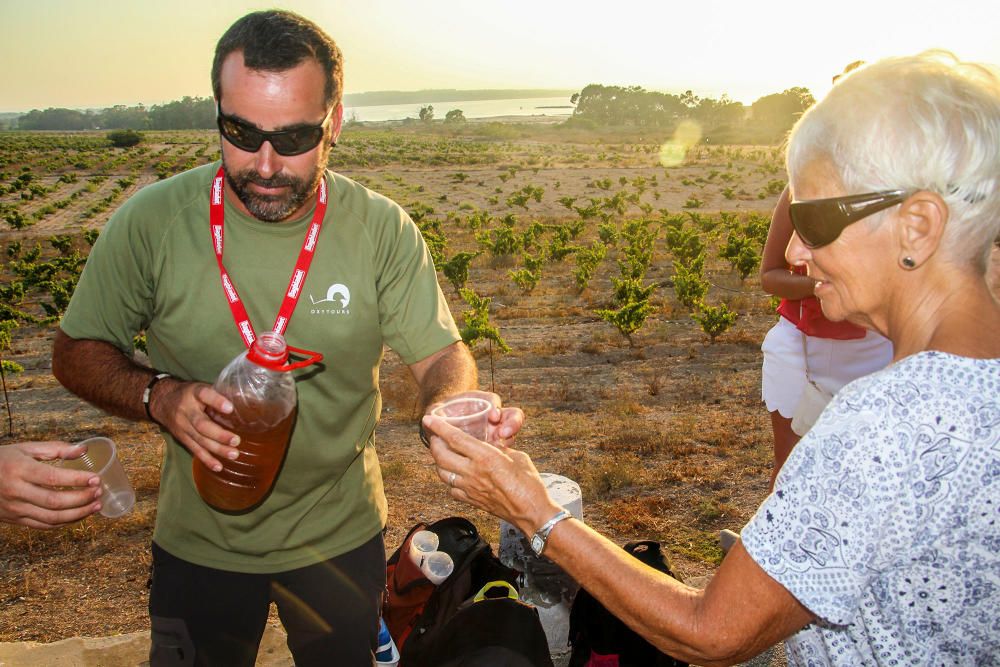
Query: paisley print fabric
742,351,1000,666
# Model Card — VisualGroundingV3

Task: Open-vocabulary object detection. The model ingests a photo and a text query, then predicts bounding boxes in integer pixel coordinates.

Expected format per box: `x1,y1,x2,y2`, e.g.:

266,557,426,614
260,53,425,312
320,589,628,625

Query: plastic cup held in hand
421,550,454,585
409,529,439,568
431,397,492,441
59,437,135,518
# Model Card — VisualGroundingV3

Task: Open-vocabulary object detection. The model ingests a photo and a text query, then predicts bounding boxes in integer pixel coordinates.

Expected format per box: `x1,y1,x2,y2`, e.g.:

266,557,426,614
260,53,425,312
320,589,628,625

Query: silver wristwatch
530,510,572,556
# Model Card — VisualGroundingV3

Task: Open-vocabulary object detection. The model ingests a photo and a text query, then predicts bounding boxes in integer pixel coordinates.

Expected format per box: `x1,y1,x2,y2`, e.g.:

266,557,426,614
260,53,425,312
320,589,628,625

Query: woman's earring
901,256,917,269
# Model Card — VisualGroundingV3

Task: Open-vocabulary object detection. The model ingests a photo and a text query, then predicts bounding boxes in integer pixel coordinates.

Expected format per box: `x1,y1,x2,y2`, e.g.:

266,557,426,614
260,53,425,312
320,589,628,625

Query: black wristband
419,419,431,448
143,372,171,425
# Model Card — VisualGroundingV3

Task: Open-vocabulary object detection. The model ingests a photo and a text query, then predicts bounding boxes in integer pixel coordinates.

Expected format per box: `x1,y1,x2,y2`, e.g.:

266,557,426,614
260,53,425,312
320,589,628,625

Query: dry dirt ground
0,124,787,664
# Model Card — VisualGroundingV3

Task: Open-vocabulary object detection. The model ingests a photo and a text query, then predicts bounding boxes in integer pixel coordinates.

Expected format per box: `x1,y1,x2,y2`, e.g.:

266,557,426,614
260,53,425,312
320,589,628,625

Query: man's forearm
51,328,160,423
412,342,478,411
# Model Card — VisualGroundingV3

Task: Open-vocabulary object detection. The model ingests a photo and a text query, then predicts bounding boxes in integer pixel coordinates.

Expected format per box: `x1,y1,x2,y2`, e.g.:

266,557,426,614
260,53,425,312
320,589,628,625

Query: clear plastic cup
431,397,492,441
59,437,135,518
409,530,439,568
421,550,454,585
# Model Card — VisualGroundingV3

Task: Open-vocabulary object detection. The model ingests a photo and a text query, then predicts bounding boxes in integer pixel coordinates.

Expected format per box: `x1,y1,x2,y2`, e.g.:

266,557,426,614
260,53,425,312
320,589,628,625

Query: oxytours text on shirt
310,282,351,315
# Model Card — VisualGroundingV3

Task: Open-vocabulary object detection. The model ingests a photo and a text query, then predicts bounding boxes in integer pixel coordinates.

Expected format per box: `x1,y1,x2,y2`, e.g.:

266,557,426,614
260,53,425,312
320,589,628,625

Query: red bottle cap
246,332,323,371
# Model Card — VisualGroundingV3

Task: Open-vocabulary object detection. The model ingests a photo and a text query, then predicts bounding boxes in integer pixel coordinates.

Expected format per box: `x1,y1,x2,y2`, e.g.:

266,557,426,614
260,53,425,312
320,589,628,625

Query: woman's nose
785,230,811,267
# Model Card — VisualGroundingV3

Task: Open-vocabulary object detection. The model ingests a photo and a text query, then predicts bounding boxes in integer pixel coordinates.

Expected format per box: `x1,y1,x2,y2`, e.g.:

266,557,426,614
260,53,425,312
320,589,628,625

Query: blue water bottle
376,617,400,666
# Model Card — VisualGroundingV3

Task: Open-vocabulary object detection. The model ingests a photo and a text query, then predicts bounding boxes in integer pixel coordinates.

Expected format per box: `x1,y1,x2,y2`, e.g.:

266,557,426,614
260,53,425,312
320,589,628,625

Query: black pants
148,533,385,667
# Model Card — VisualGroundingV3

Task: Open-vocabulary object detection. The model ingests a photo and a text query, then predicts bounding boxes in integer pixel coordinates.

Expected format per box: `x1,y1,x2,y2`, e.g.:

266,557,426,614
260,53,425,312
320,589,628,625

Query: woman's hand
423,414,560,536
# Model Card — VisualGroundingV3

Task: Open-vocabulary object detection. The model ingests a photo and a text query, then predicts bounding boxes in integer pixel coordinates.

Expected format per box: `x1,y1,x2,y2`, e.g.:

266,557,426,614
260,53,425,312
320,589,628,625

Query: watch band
531,509,572,556
142,372,172,425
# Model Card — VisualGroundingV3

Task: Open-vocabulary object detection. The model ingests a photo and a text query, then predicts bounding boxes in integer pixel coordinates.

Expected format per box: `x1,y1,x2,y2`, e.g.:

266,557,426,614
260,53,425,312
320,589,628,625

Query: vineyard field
0,123,787,644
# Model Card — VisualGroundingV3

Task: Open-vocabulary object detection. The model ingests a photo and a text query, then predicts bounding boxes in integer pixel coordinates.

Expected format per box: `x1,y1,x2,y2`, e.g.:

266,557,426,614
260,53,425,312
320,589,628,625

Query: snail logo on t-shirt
310,283,351,315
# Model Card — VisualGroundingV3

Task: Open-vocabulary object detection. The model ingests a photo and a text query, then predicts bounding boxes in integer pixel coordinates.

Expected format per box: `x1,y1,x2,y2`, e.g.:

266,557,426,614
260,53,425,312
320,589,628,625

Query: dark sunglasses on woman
216,103,333,156
789,189,911,248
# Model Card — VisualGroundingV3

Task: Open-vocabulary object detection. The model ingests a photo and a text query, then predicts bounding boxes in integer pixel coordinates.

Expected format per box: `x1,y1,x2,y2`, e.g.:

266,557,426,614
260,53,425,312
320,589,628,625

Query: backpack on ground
384,516,553,667
568,540,689,667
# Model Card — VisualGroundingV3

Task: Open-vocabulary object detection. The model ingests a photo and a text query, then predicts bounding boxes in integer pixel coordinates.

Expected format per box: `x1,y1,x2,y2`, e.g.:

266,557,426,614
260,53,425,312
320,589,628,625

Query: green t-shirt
61,162,460,573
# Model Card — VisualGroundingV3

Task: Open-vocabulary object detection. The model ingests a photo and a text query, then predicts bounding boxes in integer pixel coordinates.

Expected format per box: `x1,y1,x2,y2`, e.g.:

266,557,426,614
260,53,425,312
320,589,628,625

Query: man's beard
223,159,325,223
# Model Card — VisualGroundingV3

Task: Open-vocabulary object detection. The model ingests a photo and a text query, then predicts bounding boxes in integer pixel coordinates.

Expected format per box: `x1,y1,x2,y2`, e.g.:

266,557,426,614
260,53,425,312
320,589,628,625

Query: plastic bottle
375,617,400,666
193,331,302,512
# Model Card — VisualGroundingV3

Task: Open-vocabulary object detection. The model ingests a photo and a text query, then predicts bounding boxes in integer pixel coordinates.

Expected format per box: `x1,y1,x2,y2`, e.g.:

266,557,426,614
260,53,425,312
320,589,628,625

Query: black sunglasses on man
789,189,911,248
216,102,333,156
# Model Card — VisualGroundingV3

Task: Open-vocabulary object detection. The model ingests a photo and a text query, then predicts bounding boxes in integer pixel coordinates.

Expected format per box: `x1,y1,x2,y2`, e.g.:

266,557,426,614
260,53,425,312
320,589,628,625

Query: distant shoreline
352,113,570,127
0,89,578,118
343,88,576,107
0,112,573,133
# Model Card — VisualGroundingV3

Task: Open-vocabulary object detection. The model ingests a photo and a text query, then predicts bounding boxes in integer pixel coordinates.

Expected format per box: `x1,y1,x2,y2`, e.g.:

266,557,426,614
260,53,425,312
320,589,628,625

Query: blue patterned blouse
742,351,1000,666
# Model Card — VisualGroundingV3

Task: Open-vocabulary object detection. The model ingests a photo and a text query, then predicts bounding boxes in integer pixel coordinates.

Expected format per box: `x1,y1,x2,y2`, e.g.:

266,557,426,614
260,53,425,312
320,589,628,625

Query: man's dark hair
212,10,344,110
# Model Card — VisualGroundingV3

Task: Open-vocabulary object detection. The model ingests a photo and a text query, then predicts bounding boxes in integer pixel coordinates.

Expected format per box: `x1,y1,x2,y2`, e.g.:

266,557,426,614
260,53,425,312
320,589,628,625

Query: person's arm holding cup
422,417,813,665
408,341,524,448
0,441,102,529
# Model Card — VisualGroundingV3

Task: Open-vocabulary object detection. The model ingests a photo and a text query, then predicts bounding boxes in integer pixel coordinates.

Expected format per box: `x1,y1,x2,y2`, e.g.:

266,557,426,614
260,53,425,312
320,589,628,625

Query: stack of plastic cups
409,530,455,585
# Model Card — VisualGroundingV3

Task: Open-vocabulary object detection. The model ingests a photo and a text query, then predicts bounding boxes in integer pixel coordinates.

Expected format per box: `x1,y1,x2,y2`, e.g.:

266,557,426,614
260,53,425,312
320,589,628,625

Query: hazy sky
2,0,999,112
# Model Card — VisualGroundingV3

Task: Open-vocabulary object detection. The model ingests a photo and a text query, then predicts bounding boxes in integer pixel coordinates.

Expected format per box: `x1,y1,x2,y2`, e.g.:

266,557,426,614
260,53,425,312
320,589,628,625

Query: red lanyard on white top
209,166,328,348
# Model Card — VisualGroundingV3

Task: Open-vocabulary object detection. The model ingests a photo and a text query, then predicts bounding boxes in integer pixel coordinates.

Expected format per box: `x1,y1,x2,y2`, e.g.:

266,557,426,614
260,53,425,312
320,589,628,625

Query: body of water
343,96,575,122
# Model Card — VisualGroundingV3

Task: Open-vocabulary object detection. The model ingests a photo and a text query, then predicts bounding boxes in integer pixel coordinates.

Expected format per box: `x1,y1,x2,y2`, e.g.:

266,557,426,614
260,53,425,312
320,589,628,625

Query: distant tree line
570,84,815,142
9,84,816,143
13,96,216,131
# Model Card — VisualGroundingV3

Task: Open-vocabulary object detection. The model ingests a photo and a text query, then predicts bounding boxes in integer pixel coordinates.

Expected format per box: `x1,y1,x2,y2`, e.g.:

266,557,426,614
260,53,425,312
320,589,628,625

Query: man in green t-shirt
50,10,520,666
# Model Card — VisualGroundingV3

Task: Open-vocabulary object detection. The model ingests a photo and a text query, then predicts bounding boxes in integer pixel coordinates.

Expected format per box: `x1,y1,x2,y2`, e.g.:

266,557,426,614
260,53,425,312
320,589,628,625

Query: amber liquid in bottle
193,402,297,512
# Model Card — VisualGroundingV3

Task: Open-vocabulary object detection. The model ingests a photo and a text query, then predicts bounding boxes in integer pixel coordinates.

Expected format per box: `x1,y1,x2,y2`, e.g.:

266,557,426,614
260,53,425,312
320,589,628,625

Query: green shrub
597,298,655,346
673,259,708,310
458,288,510,353
509,268,540,293
107,129,143,148
692,301,738,343
441,251,479,293
1,360,24,375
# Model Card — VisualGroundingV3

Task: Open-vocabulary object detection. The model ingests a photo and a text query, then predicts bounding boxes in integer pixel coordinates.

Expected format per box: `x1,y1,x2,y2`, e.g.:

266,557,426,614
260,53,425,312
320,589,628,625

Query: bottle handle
282,345,324,371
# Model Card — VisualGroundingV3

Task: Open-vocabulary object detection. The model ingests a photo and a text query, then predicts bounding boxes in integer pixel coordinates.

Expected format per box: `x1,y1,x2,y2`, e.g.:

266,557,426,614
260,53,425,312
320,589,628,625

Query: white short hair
787,50,1000,271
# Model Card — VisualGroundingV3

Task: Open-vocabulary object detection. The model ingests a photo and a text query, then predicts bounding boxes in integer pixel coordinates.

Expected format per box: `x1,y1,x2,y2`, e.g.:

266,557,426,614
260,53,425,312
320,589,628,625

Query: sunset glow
1,0,998,111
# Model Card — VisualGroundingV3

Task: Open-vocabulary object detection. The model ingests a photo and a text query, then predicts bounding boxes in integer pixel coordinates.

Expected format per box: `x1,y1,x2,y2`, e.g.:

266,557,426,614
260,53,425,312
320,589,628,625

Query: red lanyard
210,167,327,348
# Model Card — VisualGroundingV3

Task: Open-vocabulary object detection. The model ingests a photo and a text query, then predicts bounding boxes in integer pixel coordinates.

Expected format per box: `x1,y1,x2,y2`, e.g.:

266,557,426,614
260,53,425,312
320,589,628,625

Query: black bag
568,540,689,667
385,517,553,667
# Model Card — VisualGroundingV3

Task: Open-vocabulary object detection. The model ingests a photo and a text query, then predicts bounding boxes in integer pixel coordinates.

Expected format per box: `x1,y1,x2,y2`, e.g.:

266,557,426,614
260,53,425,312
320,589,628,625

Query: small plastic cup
431,397,492,441
409,530,439,568
420,550,454,585
59,437,135,518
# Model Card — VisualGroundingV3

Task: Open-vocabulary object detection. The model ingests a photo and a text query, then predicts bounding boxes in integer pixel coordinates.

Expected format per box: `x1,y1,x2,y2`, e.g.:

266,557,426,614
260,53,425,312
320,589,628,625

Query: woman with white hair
424,51,1000,666
758,62,893,492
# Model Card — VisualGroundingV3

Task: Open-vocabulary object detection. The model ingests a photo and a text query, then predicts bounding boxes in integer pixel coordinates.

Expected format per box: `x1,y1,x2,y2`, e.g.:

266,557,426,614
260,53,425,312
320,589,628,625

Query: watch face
531,534,545,555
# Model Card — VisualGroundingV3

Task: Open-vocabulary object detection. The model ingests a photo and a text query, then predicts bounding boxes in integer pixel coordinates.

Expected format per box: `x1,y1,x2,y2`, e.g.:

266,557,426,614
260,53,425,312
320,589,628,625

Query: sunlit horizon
2,0,999,113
